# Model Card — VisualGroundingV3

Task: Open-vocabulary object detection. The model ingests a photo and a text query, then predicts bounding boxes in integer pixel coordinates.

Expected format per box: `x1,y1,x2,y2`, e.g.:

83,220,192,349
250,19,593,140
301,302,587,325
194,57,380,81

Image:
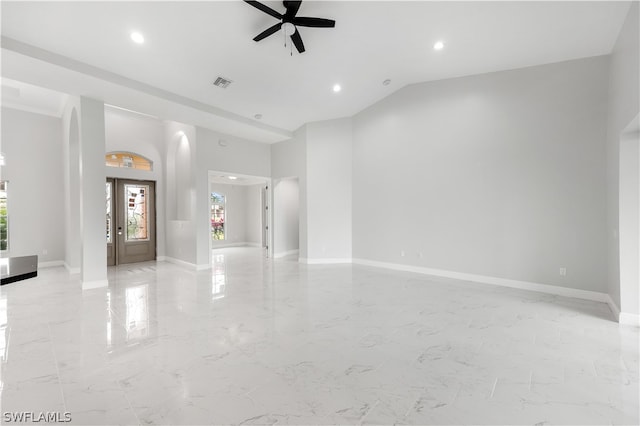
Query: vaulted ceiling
1,1,632,143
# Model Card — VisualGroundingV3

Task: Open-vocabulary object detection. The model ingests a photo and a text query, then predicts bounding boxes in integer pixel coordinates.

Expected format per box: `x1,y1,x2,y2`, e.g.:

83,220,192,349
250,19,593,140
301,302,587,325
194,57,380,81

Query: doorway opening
273,177,300,260
208,171,271,261
618,113,640,324
107,178,156,266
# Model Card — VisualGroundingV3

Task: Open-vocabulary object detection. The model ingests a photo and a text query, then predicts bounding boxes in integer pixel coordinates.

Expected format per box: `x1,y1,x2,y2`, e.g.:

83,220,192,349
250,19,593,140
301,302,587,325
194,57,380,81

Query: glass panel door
107,178,156,266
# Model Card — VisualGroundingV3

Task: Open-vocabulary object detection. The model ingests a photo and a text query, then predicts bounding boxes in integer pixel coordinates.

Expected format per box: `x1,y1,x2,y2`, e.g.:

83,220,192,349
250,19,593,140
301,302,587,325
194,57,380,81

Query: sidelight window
106,181,112,243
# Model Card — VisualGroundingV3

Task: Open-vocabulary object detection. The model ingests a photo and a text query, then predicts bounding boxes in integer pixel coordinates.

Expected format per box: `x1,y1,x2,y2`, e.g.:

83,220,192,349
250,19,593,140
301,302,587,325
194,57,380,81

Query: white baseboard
156,256,167,262
605,294,621,322
619,312,640,327
196,263,211,271
38,260,64,268
161,256,198,270
211,242,261,249
63,262,80,275
352,258,609,304
300,257,352,265
274,249,299,259
82,279,108,290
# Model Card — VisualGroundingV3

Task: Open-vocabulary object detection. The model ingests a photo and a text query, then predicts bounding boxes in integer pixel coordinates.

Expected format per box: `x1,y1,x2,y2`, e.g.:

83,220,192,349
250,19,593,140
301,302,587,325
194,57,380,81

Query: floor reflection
212,254,226,301
125,284,149,341
106,264,157,354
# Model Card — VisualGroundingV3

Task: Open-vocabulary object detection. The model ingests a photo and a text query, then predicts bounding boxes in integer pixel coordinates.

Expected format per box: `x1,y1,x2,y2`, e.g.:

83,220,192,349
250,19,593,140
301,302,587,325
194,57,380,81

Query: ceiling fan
244,1,336,54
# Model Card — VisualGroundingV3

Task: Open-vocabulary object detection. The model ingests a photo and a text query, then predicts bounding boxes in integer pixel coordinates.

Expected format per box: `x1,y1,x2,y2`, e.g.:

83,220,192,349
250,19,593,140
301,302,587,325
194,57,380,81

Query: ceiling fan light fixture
282,22,296,36
434,40,445,51
245,1,335,54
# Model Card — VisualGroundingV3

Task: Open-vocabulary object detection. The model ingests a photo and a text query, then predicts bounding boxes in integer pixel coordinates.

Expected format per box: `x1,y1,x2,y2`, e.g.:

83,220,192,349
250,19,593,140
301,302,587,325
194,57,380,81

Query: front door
107,178,156,265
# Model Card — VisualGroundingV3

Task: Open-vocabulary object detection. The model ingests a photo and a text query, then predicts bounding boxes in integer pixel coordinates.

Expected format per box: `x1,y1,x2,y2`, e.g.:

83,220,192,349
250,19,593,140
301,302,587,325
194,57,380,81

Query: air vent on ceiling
212,77,232,89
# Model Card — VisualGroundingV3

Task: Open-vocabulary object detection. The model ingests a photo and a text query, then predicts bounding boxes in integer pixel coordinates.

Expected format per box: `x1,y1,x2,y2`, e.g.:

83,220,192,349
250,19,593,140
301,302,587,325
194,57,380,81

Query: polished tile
0,247,637,425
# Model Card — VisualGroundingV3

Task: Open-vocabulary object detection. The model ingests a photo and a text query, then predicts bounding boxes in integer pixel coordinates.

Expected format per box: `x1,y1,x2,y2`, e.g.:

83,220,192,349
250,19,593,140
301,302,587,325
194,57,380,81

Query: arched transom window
106,152,153,171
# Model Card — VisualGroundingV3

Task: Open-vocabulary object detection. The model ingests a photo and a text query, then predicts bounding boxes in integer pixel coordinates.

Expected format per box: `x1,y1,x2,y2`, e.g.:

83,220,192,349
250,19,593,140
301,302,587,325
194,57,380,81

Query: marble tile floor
0,247,638,425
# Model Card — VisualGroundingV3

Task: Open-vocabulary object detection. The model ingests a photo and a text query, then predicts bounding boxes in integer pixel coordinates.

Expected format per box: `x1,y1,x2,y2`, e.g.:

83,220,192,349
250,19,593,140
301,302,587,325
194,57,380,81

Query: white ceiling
0,1,632,143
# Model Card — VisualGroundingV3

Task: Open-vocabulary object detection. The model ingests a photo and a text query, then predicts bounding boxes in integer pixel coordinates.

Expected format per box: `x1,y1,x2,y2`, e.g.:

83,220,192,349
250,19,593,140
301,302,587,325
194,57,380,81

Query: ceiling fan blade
292,17,335,28
283,1,302,19
244,1,282,19
253,23,282,41
290,29,305,53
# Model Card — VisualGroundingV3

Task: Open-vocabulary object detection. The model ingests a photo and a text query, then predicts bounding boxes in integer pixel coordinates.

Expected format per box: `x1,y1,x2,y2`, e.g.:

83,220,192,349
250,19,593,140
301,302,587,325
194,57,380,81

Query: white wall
104,108,166,258
306,118,353,261
78,97,107,286
273,178,299,256
0,107,64,265
607,2,639,318
271,120,352,262
195,127,270,266
245,184,263,246
62,100,81,271
353,56,610,292
164,121,197,265
271,129,307,258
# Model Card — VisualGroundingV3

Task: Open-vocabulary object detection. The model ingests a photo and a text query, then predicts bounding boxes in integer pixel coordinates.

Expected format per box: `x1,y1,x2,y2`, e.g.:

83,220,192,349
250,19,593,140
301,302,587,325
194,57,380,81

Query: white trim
161,256,197,270
300,257,352,265
63,262,80,275
619,312,640,327
352,258,609,303
273,249,299,259
196,264,210,271
38,260,64,268
82,279,108,290
605,294,621,322
211,242,260,249
1,101,63,118
156,256,167,262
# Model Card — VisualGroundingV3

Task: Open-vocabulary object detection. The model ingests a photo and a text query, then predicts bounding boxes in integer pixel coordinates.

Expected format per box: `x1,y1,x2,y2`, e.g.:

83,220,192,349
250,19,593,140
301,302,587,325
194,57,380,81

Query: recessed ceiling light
333,84,341,93
228,176,238,180
434,41,444,51
254,114,263,120
130,32,145,44
383,79,391,86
